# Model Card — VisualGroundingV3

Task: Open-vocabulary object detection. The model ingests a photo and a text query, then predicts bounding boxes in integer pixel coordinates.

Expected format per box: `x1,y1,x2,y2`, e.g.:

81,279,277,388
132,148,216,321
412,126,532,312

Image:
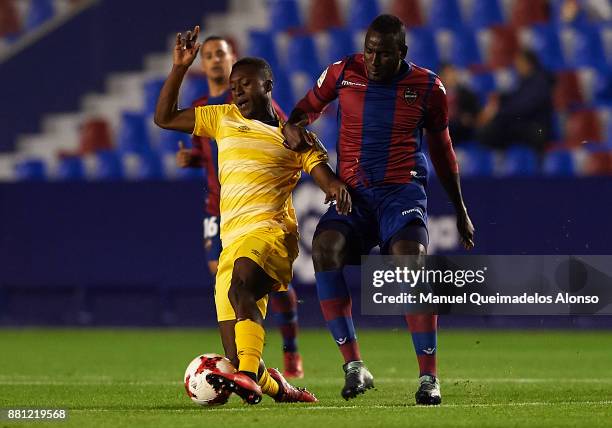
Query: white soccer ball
183,353,236,406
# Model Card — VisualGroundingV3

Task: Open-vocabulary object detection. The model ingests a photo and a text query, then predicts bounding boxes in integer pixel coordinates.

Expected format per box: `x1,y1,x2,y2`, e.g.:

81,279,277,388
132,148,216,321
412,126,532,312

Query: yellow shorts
214,229,298,322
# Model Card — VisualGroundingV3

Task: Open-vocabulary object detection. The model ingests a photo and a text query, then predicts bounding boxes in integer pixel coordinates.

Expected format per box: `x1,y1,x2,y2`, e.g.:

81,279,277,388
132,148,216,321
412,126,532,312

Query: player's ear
263,79,273,94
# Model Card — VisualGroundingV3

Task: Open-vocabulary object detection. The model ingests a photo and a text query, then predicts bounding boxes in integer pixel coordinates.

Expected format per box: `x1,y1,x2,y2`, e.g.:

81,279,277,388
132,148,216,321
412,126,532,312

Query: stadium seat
467,72,496,104
487,25,519,69
326,28,355,63
56,156,86,181
563,26,608,71
24,0,54,32
0,0,21,37
271,70,294,116
501,146,539,176
468,0,503,29
116,112,151,154
157,129,188,153
454,144,494,177
553,71,584,112
449,28,481,68
390,0,424,28
308,0,342,31
564,110,603,146
287,34,320,76
510,0,549,27
427,0,462,29
247,30,280,71
125,151,163,180
407,28,439,71
346,0,379,31
179,74,209,108
268,0,303,33
542,149,576,176
143,78,165,116
526,25,566,71
93,150,124,180
14,159,47,181
78,118,113,155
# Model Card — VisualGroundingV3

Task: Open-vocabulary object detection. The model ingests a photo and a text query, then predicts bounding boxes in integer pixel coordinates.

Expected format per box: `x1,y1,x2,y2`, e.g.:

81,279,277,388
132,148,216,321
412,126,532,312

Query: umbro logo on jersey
251,249,261,257
404,88,418,104
237,125,250,132
341,80,366,87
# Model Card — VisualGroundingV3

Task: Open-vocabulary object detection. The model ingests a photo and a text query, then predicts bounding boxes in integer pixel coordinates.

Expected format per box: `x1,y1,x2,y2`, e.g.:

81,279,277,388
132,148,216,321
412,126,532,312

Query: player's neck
249,103,276,123
208,79,229,98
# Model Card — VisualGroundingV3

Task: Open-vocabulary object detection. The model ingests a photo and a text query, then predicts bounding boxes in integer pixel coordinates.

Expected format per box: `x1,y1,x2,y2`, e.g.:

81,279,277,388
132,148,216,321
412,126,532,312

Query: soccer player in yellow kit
155,26,351,404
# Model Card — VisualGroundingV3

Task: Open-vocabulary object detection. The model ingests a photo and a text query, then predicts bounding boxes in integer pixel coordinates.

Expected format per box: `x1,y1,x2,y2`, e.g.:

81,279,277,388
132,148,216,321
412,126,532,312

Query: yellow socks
257,367,280,397
235,319,265,375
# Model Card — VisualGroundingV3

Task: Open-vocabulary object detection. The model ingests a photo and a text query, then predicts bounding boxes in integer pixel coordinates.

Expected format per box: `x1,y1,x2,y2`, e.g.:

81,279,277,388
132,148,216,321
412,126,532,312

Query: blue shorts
203,214,222,262
315,183,428,256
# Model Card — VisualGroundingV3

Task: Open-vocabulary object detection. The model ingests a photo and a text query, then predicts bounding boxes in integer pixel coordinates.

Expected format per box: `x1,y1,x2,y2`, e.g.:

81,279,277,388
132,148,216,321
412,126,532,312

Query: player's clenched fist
175,141,193,168
174,25,201,67
282,120,318,152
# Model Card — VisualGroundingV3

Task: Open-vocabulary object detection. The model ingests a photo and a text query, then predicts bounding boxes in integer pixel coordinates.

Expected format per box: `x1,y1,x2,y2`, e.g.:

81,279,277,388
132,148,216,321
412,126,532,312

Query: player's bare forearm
154,65,195,133
310,163,352,215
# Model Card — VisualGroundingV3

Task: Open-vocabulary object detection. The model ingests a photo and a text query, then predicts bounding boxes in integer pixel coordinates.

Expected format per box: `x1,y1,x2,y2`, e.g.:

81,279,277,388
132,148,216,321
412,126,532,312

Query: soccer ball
183,353,236,406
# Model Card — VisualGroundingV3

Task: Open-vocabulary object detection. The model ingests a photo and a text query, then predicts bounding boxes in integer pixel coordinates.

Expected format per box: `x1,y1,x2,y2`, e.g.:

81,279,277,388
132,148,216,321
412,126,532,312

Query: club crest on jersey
404,88,418,104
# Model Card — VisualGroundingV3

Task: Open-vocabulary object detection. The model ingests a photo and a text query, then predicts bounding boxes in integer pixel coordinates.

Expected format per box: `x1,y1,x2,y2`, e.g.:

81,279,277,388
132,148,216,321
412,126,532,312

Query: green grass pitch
1,328,611,427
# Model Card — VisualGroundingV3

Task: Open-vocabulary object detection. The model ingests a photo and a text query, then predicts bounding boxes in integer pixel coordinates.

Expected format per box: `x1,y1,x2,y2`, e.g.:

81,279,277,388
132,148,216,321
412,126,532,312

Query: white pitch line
2,377,612,386
64,400,612,413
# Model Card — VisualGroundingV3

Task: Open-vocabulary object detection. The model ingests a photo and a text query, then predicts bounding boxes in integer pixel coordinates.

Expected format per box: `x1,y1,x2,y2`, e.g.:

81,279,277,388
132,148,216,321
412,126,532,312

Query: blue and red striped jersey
296,54,452,188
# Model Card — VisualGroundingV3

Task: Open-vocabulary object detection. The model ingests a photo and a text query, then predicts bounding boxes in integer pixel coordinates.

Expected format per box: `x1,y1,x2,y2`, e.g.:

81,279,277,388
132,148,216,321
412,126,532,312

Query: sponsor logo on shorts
402,207,424,217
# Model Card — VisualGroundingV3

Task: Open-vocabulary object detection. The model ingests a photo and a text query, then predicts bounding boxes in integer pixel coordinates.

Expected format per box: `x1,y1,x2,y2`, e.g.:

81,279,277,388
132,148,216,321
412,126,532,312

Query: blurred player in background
175,35,305,378
155,25,351,404
283,14,475,405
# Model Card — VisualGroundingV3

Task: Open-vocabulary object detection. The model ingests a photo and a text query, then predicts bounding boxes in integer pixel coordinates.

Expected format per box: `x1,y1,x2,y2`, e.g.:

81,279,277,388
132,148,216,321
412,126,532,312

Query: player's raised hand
176,141,193,168
456,209,475,250
325,180,352,216
282,120,318,152
173,25,201,67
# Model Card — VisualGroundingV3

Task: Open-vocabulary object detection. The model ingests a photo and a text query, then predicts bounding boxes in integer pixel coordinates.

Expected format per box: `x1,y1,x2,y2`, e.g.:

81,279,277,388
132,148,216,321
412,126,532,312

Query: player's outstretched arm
427,128,475,250
154,26,201,133
310,163,352,215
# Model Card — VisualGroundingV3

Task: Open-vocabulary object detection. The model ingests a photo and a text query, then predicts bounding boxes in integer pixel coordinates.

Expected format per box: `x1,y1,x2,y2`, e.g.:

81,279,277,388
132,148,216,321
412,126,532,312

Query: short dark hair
231,57,274,81
201,35,233,52
368,14,407,50
518,48,542,70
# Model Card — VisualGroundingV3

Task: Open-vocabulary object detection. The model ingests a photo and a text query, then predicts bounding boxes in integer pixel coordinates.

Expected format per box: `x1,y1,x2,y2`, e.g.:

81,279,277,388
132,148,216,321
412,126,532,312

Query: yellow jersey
193,104,329,247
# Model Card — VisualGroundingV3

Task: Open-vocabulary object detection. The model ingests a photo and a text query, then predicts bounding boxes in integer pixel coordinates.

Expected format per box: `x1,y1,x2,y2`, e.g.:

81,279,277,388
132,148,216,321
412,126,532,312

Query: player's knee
390,239,427,256
228,259,258,310
312,229,348,271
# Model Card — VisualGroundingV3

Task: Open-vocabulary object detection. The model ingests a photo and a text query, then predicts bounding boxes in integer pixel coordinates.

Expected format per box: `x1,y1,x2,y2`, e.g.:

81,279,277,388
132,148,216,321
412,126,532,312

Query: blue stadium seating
248,30,280,71
407,28,439,71
271,70,294,116
567,26,608,71
268,0,302,32
529,25,566,71
24,0,54,32
502,146,539,176
543,150,576,176
179,75,209,108
133,152,163,180
347,0,380,30
143,78,165,116
455,144,494,176
15,159,47,181
428,0,462,29
468,0,503,28
57,157,86,181
468,72,496,104
449,28,481,67
326,28,355,63
116,112,151,154
287,34,320,75
93,150,124,180
158,129,188,153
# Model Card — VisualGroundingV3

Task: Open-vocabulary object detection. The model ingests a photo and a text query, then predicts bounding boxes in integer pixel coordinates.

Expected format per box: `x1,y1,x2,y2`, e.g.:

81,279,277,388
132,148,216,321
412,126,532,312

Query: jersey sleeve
423,77,449,132
295,59,345,124
193,104,232,138
300,146,329,175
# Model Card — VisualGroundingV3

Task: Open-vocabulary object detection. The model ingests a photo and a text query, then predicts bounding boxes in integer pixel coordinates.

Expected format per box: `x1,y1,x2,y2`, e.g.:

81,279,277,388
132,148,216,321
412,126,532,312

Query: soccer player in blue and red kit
283,15,475,404
175,35,305,378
